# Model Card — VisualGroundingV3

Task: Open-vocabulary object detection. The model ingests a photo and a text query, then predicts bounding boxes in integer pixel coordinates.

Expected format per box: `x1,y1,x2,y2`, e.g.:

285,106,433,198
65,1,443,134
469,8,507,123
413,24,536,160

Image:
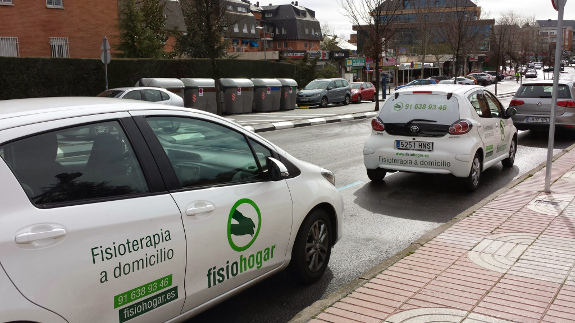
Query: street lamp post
256,26,266,60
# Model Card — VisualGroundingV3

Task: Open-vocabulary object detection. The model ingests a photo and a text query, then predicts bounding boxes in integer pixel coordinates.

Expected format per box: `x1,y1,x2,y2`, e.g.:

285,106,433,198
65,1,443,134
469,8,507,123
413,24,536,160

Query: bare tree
340,0,403,110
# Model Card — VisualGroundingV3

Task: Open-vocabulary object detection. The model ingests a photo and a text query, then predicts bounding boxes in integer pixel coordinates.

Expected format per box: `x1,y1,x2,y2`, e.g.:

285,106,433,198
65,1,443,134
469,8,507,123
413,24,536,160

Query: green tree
115,0,169,58
287,54,319,88
317,63,340,79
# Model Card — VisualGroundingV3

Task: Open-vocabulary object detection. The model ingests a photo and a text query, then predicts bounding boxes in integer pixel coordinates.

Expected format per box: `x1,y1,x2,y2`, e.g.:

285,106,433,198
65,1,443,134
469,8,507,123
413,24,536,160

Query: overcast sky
307,0,575,40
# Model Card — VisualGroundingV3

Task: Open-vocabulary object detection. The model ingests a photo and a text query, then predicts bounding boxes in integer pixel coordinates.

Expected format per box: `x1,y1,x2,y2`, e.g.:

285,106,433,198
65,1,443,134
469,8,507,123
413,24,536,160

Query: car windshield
379,93,460,126
350,83,361,89
515,84,571,99
97,90,124,98
304,80,329,90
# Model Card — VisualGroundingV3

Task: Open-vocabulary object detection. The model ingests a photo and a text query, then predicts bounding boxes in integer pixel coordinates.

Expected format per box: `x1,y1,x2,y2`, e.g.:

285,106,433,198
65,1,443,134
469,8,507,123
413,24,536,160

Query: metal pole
544,0,565,193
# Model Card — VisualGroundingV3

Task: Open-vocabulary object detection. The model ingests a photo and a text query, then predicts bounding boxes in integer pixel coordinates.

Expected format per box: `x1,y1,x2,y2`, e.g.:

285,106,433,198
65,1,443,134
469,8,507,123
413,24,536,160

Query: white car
0,97,343,322
98,87,184,107
363,84,518,191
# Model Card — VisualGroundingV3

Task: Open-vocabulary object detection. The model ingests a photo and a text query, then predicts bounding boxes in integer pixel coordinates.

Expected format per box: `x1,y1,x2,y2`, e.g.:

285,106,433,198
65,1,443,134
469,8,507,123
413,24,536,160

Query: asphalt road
188,68,575,323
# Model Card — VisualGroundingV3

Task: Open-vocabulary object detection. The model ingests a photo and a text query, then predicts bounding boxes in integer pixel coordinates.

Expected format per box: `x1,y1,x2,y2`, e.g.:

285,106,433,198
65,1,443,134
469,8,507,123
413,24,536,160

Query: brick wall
0,0,119,58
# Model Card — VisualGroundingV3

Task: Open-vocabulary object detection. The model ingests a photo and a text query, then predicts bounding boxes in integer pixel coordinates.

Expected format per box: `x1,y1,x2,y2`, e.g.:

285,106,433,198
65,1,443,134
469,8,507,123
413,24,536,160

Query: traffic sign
551,0,566,10
100,50,111,64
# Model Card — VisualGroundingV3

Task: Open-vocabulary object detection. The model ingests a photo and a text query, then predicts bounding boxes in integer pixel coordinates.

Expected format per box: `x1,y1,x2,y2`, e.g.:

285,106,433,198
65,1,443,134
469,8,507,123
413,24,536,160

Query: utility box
181,78,216,114
277,78,298,110
135,78,184,97
219,79,254,114
251,78,282,112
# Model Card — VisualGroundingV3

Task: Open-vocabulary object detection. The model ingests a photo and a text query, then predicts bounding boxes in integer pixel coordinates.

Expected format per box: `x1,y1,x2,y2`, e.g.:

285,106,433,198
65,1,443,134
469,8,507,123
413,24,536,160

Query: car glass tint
123,90,142,100
0,121,149,206
97,90,124,98
304,80,328,90
145,117,265,188
143,89,163,102
161,91,170,101
379,94,460,125
468,92,491,118
515,84,571,99
335,80,344,88
484,92,504,118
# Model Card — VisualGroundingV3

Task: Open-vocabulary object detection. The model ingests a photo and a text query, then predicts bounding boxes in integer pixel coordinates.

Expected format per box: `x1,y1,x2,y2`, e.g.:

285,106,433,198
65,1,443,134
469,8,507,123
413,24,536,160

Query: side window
484,92,504,118
145,117,270,188
161,91,170,101
123,90,142,100
0,121,149,206
143,89,163,102
335,80,344,88
468,92,491,118
328,81,336,89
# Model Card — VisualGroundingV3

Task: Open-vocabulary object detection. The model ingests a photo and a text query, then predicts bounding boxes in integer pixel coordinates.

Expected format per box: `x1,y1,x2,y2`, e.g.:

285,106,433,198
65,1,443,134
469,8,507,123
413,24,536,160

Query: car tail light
557,101,575,107
413,91,432,94
449,119,473,135
509,99,524,107
371,118,385,131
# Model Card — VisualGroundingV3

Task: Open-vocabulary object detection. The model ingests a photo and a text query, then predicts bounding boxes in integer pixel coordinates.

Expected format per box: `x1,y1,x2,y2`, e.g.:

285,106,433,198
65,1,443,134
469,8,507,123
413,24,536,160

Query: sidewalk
292,144,575,323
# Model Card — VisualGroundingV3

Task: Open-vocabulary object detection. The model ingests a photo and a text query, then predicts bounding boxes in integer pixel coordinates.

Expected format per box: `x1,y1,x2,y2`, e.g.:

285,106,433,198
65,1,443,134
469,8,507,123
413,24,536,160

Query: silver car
97,87,184,107
510,80,575,130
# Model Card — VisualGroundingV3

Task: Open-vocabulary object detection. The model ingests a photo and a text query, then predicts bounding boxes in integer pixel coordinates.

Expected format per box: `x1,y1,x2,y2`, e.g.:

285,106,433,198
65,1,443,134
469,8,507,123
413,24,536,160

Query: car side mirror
266,157,289,181
506,107,517,118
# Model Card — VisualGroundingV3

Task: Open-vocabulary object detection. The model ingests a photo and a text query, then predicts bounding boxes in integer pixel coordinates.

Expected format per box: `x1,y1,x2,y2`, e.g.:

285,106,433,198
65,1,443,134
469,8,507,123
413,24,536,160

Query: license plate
395,140,433,151
525,117,550,123
300,98,308,101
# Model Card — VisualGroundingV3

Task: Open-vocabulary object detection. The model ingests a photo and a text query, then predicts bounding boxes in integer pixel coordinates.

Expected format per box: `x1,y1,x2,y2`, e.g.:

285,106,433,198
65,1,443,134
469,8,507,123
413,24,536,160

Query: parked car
97,87,184,107
455,77,475,85
468,73,492,86
464,75,478,84
438,79,456,84
296,78,351,107
364,84,518,191
485,70,504,82
428,75,449,83
509,80,575,131
534,62,543,69
394,79,437,91
0,97,343,322
350,82,376,103
525,69,537,78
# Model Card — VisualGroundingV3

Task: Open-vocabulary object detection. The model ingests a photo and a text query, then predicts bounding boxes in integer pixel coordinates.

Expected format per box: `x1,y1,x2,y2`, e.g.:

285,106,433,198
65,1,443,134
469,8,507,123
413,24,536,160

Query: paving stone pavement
291,145,575,323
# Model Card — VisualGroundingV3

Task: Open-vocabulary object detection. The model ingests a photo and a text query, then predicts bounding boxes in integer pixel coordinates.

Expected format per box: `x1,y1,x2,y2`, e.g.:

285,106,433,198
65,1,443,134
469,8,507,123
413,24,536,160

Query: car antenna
394,92,399,99
447,93,453,100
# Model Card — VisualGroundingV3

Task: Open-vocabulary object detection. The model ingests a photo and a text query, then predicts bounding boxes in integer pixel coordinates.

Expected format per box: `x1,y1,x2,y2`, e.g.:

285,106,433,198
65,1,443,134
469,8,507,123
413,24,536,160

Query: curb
289,141,575,323
244,111,378,133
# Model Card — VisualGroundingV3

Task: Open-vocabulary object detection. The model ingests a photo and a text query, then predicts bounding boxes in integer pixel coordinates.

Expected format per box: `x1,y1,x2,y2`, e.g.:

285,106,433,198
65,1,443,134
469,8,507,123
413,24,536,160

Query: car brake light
371,118,385,131
449,119,473,135
413,91,432,94
509,99,524,107
557,101,575,107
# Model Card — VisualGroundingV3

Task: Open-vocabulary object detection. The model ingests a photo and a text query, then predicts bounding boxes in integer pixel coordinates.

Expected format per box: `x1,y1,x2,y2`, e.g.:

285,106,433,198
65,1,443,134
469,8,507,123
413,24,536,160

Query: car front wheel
463,152,481,192
356,94,362,103
320,97,328,108
502,137,517,168
288,208,332,284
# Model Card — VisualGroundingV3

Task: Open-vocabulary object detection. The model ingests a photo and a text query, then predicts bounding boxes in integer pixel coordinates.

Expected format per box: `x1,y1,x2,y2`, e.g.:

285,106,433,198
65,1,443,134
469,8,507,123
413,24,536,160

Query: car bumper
512,111,575,130
363,132,478,178
296,97,321,105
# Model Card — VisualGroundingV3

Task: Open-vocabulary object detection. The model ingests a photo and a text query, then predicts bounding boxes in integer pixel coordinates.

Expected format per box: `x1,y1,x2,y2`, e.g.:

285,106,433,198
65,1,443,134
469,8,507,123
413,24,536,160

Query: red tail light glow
557,101,575,107
371,118,385,131
509,99,524,107
412,91,432,94
449,119,473,135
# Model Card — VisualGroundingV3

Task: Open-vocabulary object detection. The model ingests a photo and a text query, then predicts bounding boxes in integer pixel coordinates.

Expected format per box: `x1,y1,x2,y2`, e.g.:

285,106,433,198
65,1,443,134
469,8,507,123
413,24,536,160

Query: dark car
485,70,504,82
428,75,449,83
296,78,351,107
468,73,492,86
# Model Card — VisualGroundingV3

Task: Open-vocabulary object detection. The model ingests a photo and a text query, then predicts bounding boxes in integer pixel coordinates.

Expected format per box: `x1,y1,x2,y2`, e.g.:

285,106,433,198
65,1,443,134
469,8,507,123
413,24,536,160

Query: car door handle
15,228,66,244
186,201,215,217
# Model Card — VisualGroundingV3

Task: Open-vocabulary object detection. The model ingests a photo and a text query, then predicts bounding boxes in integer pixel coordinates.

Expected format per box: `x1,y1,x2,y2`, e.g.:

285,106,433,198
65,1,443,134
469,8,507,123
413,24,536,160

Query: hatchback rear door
513,83,568,115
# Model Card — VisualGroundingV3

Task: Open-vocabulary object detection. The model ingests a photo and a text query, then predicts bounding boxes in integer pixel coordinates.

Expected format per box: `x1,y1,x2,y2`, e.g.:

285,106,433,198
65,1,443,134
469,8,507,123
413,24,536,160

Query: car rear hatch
380,91,460,137
512,83,571,115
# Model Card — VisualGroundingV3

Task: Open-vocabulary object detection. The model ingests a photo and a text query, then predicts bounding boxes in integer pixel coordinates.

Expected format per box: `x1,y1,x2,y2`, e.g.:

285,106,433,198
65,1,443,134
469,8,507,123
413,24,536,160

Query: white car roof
0,97,202,131
395,84,482,95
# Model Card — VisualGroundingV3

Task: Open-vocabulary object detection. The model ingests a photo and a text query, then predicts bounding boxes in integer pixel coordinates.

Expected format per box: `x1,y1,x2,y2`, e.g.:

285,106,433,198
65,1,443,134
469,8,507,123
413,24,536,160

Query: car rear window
515,84,571,99
379,94,460,125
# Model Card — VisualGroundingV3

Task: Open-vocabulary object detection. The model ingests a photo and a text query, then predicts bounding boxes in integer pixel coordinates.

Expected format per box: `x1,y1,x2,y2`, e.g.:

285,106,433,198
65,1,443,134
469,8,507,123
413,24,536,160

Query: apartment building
537,19,574,53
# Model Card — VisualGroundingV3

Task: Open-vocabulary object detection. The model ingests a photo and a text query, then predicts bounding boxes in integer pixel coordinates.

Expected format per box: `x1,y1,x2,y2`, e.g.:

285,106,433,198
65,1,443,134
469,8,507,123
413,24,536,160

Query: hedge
0,57,296,100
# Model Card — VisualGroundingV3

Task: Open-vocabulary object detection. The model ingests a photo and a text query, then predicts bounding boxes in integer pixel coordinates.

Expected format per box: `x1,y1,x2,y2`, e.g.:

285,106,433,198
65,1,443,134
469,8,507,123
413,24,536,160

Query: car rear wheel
367,168,387,182
288,208,332,284
320,97,328,108
463,152,481,192
502,137,517,168
356,94,362,103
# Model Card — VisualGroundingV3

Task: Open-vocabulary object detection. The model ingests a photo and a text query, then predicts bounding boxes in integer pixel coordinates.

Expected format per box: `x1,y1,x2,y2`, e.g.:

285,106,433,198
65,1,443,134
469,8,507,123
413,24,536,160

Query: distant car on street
485,70,504,82
468,73,492,86
428,75,449,83
97,87,184,107
394,79,437,91
296,78,351,107
350,82,376,103
525,69,537,78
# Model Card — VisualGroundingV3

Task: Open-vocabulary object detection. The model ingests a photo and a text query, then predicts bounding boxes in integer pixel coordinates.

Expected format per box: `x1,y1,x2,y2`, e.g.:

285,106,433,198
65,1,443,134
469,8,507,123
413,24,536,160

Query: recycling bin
219,78,254,114
277,78,298,110
135,78,184,97
181,78,216,114
251,78,282,112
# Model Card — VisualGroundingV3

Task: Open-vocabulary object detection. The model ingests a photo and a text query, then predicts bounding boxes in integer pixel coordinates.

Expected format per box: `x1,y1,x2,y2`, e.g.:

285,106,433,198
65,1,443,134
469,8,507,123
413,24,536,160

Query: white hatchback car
364,85,518,191
0,97,343,322
98,87,184,107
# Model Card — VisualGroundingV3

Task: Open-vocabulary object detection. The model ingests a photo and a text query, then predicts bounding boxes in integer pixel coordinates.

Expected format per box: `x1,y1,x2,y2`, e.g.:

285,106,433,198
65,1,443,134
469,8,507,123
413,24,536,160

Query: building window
0,37,19,57
282,27,287,34
243,24,248,33
237,7,247,12
227,5,234,10
277,42,281,49
265,13,273,17
47,0,63,8
309,41,312,49
234,24,239,32
49,37,69,57
305,28,309,35
283,42,288,48
1,0,13,5
276,28,279,35
311,28,315,35
251,25,255,34
304,42,307,48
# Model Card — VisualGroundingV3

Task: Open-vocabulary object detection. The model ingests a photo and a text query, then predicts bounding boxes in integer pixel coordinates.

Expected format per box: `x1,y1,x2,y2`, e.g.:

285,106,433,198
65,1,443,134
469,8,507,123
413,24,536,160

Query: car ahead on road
428,75,449,83
296,78,351,107
438,78,474,85
0,97,343,323
525,69,537,78
364,84,518,192
485,70,504,82
350,81,376,103
394,79,437,91
509,80,575,131
97,87,184,107
464,75,478,85
468,73,492,86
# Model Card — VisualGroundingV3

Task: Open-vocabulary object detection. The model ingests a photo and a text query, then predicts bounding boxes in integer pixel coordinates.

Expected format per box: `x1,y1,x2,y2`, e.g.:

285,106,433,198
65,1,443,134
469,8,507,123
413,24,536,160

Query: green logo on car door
500,120,505,141
227,198,261,252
